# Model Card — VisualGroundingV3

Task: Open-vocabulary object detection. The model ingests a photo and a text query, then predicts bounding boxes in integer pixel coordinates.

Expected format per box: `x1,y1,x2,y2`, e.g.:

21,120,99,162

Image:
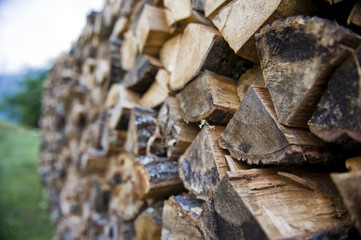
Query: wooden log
165,9,212,34
124,107,158,155
209,0,317,63
169,23,252,91
219,86,340,165
140,69,170,108
331,171,361,234
164,0,193,24
256,16,361,128
105,153,135,186
237,65,265,102
348,1,361,28
161,194,204,240
309,46,361,143
159,34,182,73
158,97,199,160
120,30,138,71
135,4,172,56
110,17,129,40
79,148,109,174
177,70,240,125
123,54,162,94
204,0,232,18
134,154,184,199
179,125,228,200
104,212,135,240
135,202,163,240
199,168,352,240
346,156,361,172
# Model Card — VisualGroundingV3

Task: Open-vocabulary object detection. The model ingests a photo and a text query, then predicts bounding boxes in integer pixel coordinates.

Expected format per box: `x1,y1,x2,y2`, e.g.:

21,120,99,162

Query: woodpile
40,0,361,239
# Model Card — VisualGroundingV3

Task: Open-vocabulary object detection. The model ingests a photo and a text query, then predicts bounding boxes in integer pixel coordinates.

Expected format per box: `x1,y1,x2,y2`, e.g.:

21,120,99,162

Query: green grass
0,121,54,239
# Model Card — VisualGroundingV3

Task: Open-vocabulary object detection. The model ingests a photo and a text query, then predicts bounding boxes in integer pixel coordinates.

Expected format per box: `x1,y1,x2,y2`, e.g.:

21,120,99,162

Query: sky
0,0,104,74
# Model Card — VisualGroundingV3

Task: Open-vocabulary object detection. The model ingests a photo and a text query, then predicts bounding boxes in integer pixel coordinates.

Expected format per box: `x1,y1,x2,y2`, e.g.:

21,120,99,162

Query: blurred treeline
0,70,47,128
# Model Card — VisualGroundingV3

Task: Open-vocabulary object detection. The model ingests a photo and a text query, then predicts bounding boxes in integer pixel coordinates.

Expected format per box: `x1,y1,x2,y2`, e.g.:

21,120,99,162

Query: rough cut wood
164,0,192,23
135,202,163,240
124,107,157,155
309,46,361,143
169,23,251,91
121,30,138,71
179,125,228,200
209,0,316,63
161,194,204,240
199,168,351,240
348,1,361,28
256,16,361,128
158,97,199,160
110,17,129,40
177,70,240,125
204,0,231,18
134,154,184,199
104,212,135,240
159,34,182,73
219,86,338,165
140,69,170,108
346,156,361,172
123,54,162,94
237,65,265,102
135,4,172,55
105,153,135,186
80,148,109,173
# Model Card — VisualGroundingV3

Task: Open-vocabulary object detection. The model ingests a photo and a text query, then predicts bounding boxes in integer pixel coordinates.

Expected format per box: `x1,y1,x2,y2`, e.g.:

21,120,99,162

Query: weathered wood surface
159,34,182,73
179,125,228,200
309,46,361,143
177,70,240,125
237,65,265,102
199,168,351,240
140,69,170,108
169,23,252,91
135,202,163,240
161,194,204,240
121,30,138,71
348,0,361,28
123,54,162,94
209,0,317,63
256,16,361,128
219,86,339,165
134,154,184,199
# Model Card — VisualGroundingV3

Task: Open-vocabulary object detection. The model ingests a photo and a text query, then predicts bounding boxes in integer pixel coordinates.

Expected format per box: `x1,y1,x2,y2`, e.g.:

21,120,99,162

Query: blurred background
0,0,103,239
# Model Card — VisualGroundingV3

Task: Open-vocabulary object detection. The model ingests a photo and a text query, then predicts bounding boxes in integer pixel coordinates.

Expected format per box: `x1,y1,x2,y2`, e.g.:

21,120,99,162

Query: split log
219,86,339,165
204,0,232,18
104,212,135,240
135,4,172,55
161,194,204,240
199,168,352,240
169,23,252,91
110,17,129,40
121,30,138,71
164,0,193,24
177,70,240,125
140,69,170,108
237,65,265,102
208,0,317,63
158,97,199,160
134,154,184,199
79,148,109,174
123,54,162,94
135,202,163,240
105,153,135,186
348,1,361,28
309,46,361,143
256,16,361,128
179,125,228,200
346,156,361,171
159,34,182,73
124,107,158,155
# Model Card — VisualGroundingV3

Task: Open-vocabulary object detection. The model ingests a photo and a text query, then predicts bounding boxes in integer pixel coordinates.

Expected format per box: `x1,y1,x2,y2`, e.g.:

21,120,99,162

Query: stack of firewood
40,0,361,239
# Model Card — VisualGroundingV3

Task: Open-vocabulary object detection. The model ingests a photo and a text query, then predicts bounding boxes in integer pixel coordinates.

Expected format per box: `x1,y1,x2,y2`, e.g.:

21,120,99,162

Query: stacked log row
40,0,361,239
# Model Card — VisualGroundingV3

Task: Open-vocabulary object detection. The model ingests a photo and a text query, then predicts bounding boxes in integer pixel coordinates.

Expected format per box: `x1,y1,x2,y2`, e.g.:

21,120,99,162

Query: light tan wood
121,30,138,71
159,34,182,73
346,157,361,172
140,69,170,108
105,84,120,110
135,203,163,240
204,0,231,17
200,168,351,240
110,17,129,39
348,1,361,27
237,65,265,102
135,4,172,55
164,0,192,23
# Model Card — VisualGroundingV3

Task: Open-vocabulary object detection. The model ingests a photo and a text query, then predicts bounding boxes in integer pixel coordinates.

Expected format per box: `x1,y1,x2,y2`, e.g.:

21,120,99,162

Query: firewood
124,107,158,155
157,97,199,160
120,30,138,71
159,34,182,73
256,16,361,128
224,155,251,172
169,23,252,91
109,54,126,84
204,0,232,18
134,154,184,199
123,54,162,94
140,69,170,108
199,168,351,240
309,46,361,143
105,153,135,186
348,1,361,28
219,86,339,165
209,0,317,63
179,125,228,200
164,0,193,24
161,194,204,240
110,17,129,40
135,4,172,55
346,156,361,172
177,70,239,125
135,202,163,240
79,148,109,173
237,65,265,102
104,212,135,240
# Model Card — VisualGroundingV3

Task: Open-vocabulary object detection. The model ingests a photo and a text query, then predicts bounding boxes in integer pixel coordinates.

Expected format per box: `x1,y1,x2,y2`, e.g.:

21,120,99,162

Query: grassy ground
0,121,54,239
